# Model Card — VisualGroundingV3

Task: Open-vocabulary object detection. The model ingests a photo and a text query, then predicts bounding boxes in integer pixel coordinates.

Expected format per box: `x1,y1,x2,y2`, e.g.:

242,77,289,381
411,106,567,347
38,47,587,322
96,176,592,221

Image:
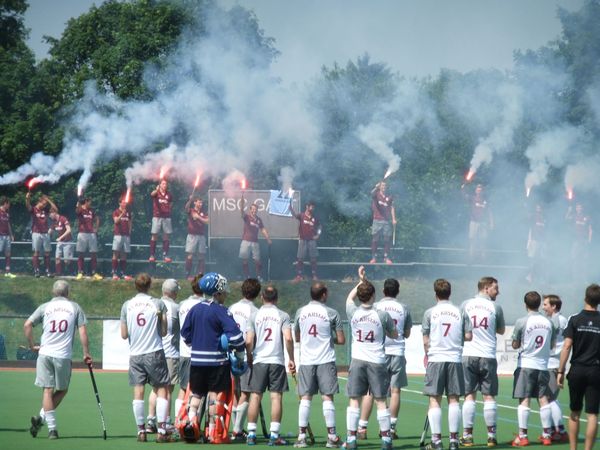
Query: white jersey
422,300,471,363
461,295,505,358
512,312,556,370
548,313,568,369
229,298,259,340
120,293,166,356
374,297,412,356
294,300,343,365
161,296,180,358
347,302,395,365
178,294,203,358
27,297,87,360
248,304,291,365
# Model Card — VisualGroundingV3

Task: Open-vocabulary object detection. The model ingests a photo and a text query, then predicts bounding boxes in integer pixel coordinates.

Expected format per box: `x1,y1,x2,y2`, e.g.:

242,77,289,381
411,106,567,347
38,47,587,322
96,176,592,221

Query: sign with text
208,189,301,239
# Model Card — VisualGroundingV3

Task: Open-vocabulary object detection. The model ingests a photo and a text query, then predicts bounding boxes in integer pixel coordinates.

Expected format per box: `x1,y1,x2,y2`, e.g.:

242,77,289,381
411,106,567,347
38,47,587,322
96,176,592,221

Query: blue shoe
247,434,257,446
268,436,289,446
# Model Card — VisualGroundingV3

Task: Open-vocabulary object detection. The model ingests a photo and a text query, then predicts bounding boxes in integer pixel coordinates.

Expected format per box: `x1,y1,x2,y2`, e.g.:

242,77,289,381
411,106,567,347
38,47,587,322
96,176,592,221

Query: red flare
159,166,167,180
465,169,475,182
125,187,131,203
567,187,574,201
383,168,393,179
194,174,201,188
241,178,247,190
288,188,294,198
77,185,83,197
526,187,531,198
27,178,40,190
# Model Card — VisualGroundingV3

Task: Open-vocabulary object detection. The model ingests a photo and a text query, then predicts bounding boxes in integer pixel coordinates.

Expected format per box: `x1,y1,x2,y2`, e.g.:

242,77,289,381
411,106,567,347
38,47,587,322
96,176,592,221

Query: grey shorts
469,221,488,241
55,241,74,259
32,232,51,253
423,361,465,397
129,349,170,387
179,357,190,390
185,234,206,254
247,363,289,393
234,368,253,395
166,357,180,385
0,235,11,255
239,240,260,261
462,356,499,396
112,235,131,253
372,220,392,238
548,369,560,401
76,232,98,253
151,217,172,234
387,355,408,389
35,355,72,391
347,359,390,398
297,362,339,396
297,240,318,259
512,367,551,399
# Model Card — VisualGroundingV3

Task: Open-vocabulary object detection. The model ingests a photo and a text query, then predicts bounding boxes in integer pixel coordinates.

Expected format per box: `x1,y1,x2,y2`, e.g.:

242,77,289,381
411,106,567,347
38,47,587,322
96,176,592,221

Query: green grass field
0,371,575,450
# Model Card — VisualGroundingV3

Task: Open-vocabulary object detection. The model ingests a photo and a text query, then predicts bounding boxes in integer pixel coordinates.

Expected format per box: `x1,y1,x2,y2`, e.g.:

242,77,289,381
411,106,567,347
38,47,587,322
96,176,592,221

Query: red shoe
384,258,393,264
163,256,172,263
148,255,156,262
511,435,529,447
368,258,376,264
538,435,552,446
551,431,568,443
292,275,303,284
123,275,133,281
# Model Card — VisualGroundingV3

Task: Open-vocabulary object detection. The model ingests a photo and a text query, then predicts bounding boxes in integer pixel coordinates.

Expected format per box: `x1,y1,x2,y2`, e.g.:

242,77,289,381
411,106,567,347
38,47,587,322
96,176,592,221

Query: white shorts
32,233,51,253
35,355,72,391
76,232,98,253
239,240,260,261
151,217,172,234
0,235,11,255
55,241,74,259
112,235,131,253
185,234,206,254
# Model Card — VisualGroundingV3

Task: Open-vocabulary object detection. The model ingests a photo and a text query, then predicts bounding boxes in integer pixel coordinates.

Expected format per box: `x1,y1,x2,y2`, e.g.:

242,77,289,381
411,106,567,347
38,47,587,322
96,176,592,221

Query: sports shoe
390,430,399,440
76,272,84,280
294,437,308,448
381,440,393,450
46,271,53,278
123,274,133,281
137,430,148,442
326,436,342,448
384,258,393,265
156,432,178,443
369,258,377,264
4,272,16,278
232,431,248,442
148,255,156,262
92,273,103,281
34,270,40,278
449,441,459,450
146,418,157,434
247,434,257,445
344,440,358,450
551,431,568,443
163,255,172,263
112,273,120,280
48,429,59,439
487,437,498,447
459,435,474,447
30,415,43,437
424,441,444,450
268,436,289,446
292,275,303,284
538,435,552,446
357,428,367,440
510,435,529,447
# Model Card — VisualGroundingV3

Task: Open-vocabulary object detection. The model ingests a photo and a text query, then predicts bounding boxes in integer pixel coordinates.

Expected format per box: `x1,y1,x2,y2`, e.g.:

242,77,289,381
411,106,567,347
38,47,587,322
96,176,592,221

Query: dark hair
191,273,204,295
585,284,600,308
262,285,278,303
135,273,152,293
310,282,328,301
544,294,562,311
383,278,400,298
357,281,375,303
242,278,261,300
434,279,451,300
477,276,498,291
524,291,541,310
306,201,315,207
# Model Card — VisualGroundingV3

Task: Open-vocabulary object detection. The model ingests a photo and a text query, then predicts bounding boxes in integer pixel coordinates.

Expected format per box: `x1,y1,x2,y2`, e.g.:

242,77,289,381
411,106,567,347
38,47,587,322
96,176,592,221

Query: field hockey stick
259,401,270,438
267,243,272,281
292,372,315,445
86,362,107,440
419,415,429,449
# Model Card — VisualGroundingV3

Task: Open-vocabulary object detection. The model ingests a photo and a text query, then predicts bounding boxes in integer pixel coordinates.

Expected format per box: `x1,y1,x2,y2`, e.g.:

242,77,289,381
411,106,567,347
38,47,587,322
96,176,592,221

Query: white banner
102,320,130,370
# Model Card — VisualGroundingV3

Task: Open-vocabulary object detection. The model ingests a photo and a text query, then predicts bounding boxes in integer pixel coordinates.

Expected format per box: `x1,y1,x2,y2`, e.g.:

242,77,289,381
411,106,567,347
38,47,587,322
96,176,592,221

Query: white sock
462,400,476,430
234,401,249,433
39,408,46,423
540,405,552,431
45,410,56,431
483,401,497,435
175,399,183,417
156,397,169,431
448,403,461,434
133,400,145,426
358,419,368,429
323,400,336,429
377,409,391,442
347,407,360,437
517,405,530,433
550,400,563,427
270,421,281,437
428,407,442,436
248,422,257,434
299,399,311,427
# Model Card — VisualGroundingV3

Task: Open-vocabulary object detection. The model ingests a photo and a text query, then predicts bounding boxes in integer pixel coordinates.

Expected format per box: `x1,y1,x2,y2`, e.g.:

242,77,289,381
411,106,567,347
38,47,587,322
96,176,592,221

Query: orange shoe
511,435,529,447
368,258,376,264
538,435,552,446
384,258,393,264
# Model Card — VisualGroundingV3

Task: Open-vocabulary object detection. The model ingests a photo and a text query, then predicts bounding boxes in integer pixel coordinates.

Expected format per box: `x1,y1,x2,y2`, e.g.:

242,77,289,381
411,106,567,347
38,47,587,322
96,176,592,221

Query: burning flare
241,178,247,190
465,169,475,182
125,187,131,203
77,185,83,197
526,187,531,198
383,167,394,179
27,178,40,190
159,166,167,180
194,173,201,188
567,187,574,201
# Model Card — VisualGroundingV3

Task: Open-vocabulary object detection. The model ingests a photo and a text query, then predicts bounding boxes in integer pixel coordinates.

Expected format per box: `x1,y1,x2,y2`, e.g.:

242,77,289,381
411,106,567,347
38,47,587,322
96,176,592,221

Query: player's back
514,312,554,370
347,304,389,364
423,300,466,363
295,300,340,365
121,293,164,356
178,295,203,358
461,295,504,358
250,304,290,365
34,297,85,359
229,298,259,339
161,296,180,358
548,313,568,368
375,297,412,356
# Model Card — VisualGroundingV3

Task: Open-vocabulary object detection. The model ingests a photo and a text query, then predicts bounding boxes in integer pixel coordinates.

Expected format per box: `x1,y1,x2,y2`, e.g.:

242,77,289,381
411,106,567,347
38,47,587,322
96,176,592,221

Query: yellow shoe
92,273,103,281
76,273,84,280
4,272,16,278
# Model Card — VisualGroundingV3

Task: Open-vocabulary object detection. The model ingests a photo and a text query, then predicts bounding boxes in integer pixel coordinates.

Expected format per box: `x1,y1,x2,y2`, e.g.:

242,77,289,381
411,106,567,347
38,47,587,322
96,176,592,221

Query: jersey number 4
356,330,375,342
470,315,489,330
